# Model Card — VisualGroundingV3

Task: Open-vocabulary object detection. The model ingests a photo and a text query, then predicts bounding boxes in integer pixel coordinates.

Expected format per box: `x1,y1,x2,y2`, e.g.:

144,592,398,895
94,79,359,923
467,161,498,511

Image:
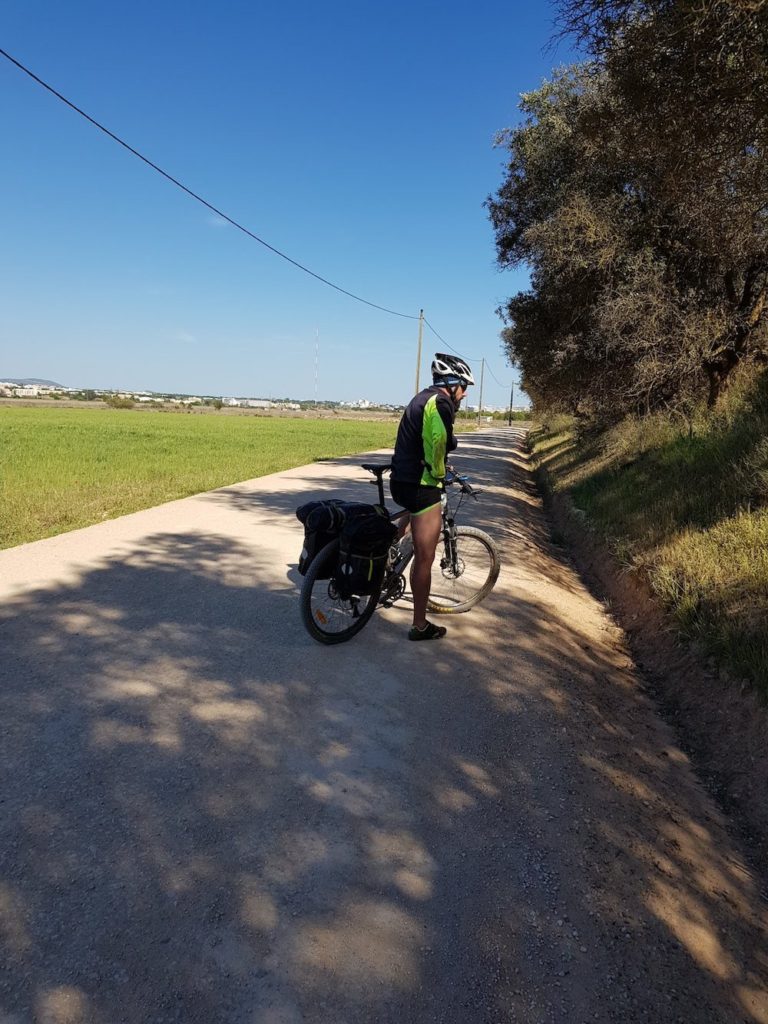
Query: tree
560,0,768,404
488,0,768,416
489,70,704,417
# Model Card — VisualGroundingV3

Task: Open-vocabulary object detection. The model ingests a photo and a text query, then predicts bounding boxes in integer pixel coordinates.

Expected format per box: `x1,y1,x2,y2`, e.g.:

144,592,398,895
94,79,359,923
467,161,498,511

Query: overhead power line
0,46,419,321
485,362,509,389
423,317,479,360
424,316,511,389
2,47,518,393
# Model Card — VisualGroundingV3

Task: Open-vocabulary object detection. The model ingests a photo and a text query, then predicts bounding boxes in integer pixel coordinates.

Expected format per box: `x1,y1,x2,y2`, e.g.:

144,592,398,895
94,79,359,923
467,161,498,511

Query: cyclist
390,352,475,640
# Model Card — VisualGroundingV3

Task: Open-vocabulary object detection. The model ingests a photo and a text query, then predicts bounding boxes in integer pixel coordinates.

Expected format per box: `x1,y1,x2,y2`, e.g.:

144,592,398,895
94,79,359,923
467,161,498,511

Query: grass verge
529,368,768,694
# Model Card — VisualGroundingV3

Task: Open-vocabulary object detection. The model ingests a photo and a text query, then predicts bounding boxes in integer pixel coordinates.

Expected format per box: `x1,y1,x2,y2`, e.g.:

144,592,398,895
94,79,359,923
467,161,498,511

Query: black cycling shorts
390,479,442,516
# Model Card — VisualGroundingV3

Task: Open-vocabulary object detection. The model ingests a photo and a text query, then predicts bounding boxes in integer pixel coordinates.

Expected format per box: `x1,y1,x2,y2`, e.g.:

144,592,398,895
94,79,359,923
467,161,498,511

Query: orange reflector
315,610,328,624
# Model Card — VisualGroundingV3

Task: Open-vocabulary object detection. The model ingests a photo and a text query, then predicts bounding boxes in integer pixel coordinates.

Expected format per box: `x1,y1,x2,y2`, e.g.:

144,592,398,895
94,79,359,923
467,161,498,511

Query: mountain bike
299,463,501,645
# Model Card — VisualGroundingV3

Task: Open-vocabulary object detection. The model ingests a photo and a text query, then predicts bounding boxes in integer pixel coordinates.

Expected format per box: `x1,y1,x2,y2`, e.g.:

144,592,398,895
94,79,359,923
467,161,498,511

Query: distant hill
0,377,65,387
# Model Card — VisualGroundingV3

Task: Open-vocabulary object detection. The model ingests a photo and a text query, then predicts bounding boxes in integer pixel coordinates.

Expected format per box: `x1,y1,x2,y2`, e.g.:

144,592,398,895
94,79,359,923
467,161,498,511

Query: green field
0,407,399,549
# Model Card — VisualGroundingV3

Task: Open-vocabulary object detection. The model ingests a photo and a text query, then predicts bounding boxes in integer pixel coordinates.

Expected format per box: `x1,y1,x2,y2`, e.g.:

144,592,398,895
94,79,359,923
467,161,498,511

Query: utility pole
414,309,424,394
508,380,514,426
476,358,485,426
314,328,319,408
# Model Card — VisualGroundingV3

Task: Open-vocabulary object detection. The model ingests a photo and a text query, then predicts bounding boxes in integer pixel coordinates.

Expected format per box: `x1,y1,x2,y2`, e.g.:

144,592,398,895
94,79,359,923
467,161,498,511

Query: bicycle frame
299,463,499,643
364,463,480,602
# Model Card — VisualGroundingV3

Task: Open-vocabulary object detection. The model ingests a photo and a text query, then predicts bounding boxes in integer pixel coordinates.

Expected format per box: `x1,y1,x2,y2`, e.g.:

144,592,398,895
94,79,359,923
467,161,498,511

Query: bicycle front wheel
300,539,381,644
427,525,500,614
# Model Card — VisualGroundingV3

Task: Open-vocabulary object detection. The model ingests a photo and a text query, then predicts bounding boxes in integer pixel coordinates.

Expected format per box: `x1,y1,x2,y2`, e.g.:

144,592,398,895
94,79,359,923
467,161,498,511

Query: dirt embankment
538,476,768,877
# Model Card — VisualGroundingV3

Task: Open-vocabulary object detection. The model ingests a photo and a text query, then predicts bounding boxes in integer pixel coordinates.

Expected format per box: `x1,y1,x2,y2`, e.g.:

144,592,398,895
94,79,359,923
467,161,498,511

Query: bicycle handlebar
362,463,481,500
444,469,481,498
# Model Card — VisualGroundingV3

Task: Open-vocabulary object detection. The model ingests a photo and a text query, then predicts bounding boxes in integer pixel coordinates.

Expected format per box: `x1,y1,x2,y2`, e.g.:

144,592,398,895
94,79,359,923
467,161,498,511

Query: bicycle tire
427,525,500,614
300,539,382,644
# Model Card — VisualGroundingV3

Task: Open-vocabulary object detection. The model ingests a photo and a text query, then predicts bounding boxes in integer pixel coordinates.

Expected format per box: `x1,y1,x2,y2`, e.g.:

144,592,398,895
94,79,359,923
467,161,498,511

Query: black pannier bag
296,499,345,578
334,508,397,598
295,500,378,578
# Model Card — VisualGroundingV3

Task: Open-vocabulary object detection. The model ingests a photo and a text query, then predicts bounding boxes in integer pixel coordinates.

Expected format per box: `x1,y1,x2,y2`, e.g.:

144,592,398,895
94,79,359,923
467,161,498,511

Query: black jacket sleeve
436,393,458,456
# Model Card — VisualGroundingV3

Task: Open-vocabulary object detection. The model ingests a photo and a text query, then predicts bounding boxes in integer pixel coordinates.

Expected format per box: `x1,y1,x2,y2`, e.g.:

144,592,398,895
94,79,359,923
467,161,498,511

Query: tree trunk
704,283,766,406
704,353,737,407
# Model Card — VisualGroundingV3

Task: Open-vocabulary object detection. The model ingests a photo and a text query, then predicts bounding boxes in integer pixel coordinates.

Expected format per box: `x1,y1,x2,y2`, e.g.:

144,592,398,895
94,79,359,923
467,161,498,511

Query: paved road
0,428,766,1024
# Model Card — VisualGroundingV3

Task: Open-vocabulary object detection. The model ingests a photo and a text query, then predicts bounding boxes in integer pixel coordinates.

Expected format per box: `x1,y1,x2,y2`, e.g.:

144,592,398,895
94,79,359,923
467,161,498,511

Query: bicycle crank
379,574,407,606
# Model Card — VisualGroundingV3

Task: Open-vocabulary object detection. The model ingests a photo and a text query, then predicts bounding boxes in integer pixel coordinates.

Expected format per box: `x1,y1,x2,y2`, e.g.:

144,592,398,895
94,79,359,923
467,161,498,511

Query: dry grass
530,367,768,693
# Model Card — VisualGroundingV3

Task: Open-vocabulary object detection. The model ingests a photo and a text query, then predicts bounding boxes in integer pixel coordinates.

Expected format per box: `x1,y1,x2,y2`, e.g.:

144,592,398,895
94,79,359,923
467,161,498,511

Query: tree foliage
489,0,768,418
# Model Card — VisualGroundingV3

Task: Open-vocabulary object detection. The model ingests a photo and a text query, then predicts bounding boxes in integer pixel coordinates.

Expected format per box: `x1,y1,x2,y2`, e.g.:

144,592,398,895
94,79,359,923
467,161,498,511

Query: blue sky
1,1,575,407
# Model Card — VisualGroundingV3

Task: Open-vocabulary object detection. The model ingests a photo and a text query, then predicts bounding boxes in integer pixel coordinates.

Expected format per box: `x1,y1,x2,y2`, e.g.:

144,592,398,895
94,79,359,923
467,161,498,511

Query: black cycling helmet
431,353,475,388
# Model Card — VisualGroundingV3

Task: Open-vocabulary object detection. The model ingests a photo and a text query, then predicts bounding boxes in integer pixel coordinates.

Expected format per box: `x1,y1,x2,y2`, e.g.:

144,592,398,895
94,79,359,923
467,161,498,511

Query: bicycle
299,462,501,645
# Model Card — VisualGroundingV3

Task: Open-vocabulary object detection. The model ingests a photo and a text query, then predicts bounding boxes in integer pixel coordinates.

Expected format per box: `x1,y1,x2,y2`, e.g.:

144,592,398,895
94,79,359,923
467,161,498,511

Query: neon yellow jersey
420,394,449,485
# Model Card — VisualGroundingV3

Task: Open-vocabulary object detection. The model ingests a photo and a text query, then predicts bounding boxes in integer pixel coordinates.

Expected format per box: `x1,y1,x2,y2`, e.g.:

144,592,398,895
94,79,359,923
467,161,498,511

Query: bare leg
396,511,410,541
409,503,442,629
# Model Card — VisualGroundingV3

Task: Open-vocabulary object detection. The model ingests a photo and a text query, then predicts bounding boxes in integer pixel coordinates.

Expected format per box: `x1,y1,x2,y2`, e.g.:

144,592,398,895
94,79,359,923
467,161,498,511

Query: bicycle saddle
362,463,392,476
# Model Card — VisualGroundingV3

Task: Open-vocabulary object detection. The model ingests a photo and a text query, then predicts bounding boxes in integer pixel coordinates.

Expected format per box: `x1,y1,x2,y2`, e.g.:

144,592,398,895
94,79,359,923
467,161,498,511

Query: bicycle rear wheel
427,525,500,614
300,539,381,644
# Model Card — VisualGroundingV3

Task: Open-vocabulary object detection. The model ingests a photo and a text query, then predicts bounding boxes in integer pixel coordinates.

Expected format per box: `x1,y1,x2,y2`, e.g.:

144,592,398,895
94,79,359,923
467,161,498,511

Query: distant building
340,398,374,409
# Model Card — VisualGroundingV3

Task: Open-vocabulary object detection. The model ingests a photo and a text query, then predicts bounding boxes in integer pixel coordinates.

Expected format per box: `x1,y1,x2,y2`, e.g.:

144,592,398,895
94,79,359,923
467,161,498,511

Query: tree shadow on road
0,433,766,1023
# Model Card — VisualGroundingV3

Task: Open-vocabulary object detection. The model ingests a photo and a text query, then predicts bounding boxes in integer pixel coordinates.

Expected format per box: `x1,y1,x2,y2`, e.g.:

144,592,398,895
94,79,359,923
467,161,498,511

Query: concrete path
0,427,766,1024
